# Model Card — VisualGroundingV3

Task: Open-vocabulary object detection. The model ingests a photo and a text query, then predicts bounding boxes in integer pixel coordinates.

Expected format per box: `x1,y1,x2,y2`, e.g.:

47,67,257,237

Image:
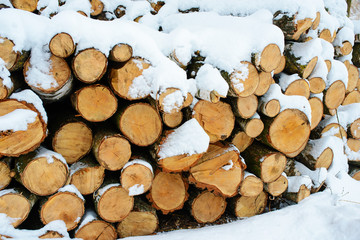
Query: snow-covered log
276,73,310,99
49,32,75,58
0,36,29,72
109,43,133,63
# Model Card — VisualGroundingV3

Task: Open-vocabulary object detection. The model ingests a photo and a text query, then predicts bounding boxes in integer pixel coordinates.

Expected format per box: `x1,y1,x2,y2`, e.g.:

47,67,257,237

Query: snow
294,161,327,189
33,146,68,166
308,56,328,80
128,184,145,196
320,38,335,61
0,188,17,198
10,89,48,124
320,103,360,130
287,175,312,193
326,59,348,89
221,160,234,171
288,38,322,65
333,26,355,47
0,109,37,132
38,0,92,18
57,184,84,201
277,73,305,91
353,20,360,34
259,84,312,121
122,159,154,175
76,210,97,233
0,59,12,89
243,171,255,179
157,119,210,159
95,183,120,202
310,92,324,101
69,160,89,177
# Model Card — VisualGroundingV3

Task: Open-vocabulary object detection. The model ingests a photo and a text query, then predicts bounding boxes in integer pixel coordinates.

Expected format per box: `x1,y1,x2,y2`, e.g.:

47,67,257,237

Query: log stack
0,0,359,238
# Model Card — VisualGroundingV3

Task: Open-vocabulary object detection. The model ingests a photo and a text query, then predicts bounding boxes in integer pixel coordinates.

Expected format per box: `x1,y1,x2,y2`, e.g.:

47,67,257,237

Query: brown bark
230,129,254,152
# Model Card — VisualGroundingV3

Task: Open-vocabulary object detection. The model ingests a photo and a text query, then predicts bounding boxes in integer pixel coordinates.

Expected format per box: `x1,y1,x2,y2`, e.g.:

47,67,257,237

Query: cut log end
264,174,288,197
324,80,346,110
315,147,333,169
191,191,226,223
321,123,347,139
244,118,264,138
90,0,104,16
75,220,117,240
10,0,37,12
39,231,64,239
254,44,282,72
319,29,336,43
117,212,158,238
284,79,310,99
162,111,183,128
261,153,287,183
350,119,360,139
261,99,281,117
49,33,75,58
343,91,360,106
70,165,105,195
233,95,258,119
292,18,313,40
121,163,153,195
229,62,259,97
158,153,202,173
312,12,321,30
109,43,133,62
273,55,286,75
233,191,267,218
302,56,318,79
0,193,31,227
0,161,12,190
309,97,323,130
255,72,273,96
308,77,326,94
239,175,264,197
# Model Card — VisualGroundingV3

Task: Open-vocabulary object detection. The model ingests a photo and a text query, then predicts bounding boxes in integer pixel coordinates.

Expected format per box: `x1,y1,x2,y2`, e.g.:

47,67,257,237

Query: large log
14,147,69,196
71,84,118,122
342,90,360,106
114,102,162,146
189,142,245,197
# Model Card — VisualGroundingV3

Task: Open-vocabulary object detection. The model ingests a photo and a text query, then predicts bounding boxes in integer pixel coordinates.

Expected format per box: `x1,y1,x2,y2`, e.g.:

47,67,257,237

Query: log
120,158,154,196
254,72,273,96
273,55,286,75
147,171,188,214
49,33,75,58
342,90,360,106
283,181,311,203
189,142,245,197
93,181,134,222
109,43,133,62
258,109,311,157
189,190,226,223
277,73,310,99
51,117,93,164
0,74,14,100
311,12,321,30
10,0,37,12
39,231,64,239
251,44,282,72
221,61,259,97
0,187,37,227
192,100,235,143
230,129,254,152
319,29,336,43
318,123,347,139
109,57,151,100
40,185,85,231
241,141,287,183
349,118,360,139
92,128,131,171
347,138,360,165
114,102,162,146
75,210,117,240
272,12,312,40
14,147,69,196
24,54,73,102
258,98,280,117
162,111,183,128
0,157,14,191
236,113,264,138
117,198,158,238
239,172,264,197
72,48,107,83
230,95,258,119
155,88,187,113
344,62,359,94
0,36,29,72
90,0,104,17
264,173,288,197
0,91,47,157
67,156,105,195
71,84,118,122
349,165,360,180
334,41,352,58
309,96,323,130
229,191,267,218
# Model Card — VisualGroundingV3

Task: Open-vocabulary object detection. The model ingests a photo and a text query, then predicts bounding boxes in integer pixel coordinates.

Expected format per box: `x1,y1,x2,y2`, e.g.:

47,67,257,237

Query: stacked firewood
0,0,359,239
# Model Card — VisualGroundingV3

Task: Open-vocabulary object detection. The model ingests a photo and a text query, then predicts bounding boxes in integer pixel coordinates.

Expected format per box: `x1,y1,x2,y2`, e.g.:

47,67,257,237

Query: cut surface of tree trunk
308,77,326,94
10,0,37,11
312,12,321,29
39,231,64,239
255,72,273,96
283,79,310,99
273,55,286,74
347,138,360,164
349,119,360,139
335,41,352,57
231,95,258,119
189,143,244,197
319,29,336,43
156,88,186,113
284,184,310,203
231,191,267,218
0,99,47,157
237,116,264,138
72,84,117,122
116,103,162,146
109,57,151,100
345,63,359,94
162,111,183,128
264,174,288,197
90,0,104,16
52,120,93,164
342,90,360,106
72,48,107,83
0,158,13,190
309,97,323,130
0,76,14,100
298,146,333,170
75,220,117,240
324,80,346,110
252,44,282,72
193,100,235,143
49,33,75,58
147,171,187,214
40,191,85,231
284,54,317,79
0,37,28,71
320,123,347,139
191,190,226,223
230,129,254,152
109,43,133,62
239,173,264,197
258,99,280,117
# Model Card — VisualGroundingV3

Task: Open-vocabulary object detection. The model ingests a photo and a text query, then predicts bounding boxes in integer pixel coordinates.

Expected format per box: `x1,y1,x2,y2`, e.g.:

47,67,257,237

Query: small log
109,43,133,62
162,111,183,128
0,187,37,227
117,198,158,238
312,12,321,30
155,88,187,113
229,191,267,218
258,98,280,117
109,57,151,100
189,142,245,197
72,48,107,83
93,181,134,222
52,117,93,164
10,0,37,12
319,29,336,43
114,102,162,146
239,172,264,197
334,41,352,58
39,231,64,239
349,165,360,180
147,171,188,214
241,141,287,183
230,129,254,152
90,0,104,17
0,157,14,190
251,43,282,72
272,12,312,40
258,109,311,157
349,118,360,139
283,181,311,203
230,95,258,119
68,156,105,195
221,61,259,97
49,33,75,58
236,113,264,138
0,37,29,71
344,62,359,94
15,147,69,196
264,174,288,197
342,90,360,106
277,73,310,99
273,55,286,75
40,185,85,231
75,210,117,240
92,128,131,171
0,74,15,100
120,158,154,196
347,138,360,165
318,123,347,139
189,190,226,223
24,54,73,102
192,100,235,143
71,84,118,122
254,72,273,96
309,96,323,130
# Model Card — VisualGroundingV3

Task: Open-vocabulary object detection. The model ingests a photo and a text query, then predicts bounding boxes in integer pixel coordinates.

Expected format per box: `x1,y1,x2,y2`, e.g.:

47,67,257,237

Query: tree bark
229,128,254,152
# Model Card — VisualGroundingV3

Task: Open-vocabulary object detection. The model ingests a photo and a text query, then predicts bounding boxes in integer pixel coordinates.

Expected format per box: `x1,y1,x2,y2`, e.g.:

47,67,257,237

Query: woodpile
0,0,359,238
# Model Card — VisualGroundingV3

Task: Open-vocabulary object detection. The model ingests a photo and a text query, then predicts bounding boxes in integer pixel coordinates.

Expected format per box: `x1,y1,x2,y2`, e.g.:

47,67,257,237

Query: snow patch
122,159,154,175
58,184,84,201
128,184,145,196
0,109,37,132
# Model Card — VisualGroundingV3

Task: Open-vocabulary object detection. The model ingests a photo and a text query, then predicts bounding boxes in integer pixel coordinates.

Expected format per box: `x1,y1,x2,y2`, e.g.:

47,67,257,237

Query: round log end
284,79,310,99
10,0,37,12
259,44,282,72
0,37,17,70
0,192,31,227
0,161,12,190
70,166,105,195
245,118,264,138
302,56,318,79
309,97,323,130
324,80,346,110
49,33,75,58
263,99,281,117
231,131,253,152
162,111,183,128
239,175,264,197
191,191,226,223
109,43,133,62
315,147,333,169
260,153,287,183
234,191,267,218
230,62,259,97
265,174,288,197
308,77,326,94
121,163,153,195
117,212,158,238
75,220,117,240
